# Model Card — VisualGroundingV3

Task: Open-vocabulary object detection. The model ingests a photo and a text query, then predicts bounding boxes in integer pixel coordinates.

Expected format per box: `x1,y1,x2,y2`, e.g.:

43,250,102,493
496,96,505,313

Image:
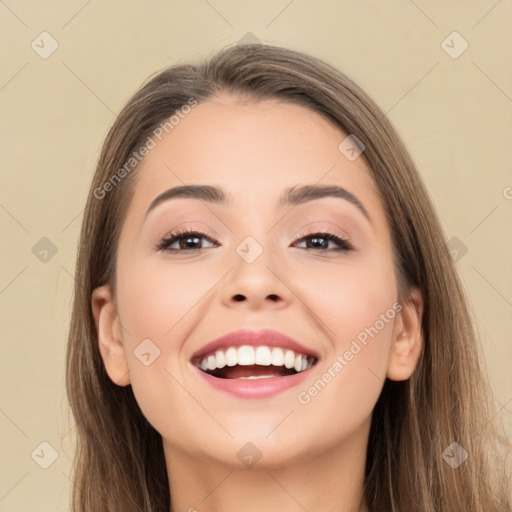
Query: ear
386,287,424,381
91,284,131,386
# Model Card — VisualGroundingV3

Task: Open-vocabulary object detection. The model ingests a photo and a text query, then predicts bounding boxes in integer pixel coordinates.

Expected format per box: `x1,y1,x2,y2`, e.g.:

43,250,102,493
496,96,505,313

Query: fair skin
92,93,423,512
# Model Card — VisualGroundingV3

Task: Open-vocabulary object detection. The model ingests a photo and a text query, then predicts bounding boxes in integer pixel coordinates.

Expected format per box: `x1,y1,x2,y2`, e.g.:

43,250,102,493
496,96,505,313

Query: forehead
119,93,388,241
133,94,379,202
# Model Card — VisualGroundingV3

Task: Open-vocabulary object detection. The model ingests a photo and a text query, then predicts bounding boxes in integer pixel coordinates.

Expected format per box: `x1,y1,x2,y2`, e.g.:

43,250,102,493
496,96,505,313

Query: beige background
1,1,511,510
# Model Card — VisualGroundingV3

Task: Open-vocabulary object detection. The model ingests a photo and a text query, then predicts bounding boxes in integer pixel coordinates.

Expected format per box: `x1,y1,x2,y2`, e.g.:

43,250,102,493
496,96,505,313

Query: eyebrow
144,184,371,223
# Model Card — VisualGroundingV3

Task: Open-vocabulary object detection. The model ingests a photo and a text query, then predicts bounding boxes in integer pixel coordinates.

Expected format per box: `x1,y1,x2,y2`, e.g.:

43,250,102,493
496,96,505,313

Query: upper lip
191,328,320,363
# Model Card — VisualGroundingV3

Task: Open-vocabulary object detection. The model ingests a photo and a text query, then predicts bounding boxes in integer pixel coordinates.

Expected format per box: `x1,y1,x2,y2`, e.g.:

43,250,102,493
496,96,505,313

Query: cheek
292,257,397,445
116,259,210,344
114,257,238,438
295,252,397,352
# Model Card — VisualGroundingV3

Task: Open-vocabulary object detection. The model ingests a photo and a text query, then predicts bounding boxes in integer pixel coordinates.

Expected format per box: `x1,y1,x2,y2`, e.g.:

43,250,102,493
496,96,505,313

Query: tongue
216,364,294,379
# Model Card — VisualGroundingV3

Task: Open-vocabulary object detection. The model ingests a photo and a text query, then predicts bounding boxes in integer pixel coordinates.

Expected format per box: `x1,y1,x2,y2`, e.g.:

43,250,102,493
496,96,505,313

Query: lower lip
192,364,315,399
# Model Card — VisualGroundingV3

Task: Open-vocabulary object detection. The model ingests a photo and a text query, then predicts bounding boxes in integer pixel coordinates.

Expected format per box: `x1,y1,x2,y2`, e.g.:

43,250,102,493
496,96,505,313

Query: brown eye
155,229,218,252
294,231,353,252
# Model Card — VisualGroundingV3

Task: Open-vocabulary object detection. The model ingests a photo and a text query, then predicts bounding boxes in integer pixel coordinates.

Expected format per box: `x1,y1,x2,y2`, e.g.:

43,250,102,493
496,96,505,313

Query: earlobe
386,288,424,381
91,284,131,386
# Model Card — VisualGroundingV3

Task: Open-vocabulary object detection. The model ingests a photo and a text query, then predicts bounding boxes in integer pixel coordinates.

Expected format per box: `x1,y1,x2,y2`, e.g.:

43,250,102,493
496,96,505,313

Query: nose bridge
229,203,277,264
219,219,290,307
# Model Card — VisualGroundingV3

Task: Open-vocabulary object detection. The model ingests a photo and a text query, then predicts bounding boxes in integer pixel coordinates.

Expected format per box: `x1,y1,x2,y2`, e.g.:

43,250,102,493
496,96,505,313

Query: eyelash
155,227,353,253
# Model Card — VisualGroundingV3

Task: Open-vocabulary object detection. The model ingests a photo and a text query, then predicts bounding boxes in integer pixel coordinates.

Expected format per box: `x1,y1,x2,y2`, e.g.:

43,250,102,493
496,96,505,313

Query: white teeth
207,355,217,371
255,346,272,366
238,345,255,365
225,347,238,367
196,345,316,375
239,375,275,380
271,347,284,366
284,349,295,369
215,350,226,369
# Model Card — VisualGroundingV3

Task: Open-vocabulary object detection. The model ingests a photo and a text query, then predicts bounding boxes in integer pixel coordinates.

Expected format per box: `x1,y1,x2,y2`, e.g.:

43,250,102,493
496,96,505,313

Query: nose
220,240,292,310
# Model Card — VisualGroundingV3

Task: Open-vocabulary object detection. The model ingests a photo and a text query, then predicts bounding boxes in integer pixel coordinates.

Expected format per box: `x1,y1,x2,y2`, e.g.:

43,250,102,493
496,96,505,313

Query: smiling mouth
193,345,318,380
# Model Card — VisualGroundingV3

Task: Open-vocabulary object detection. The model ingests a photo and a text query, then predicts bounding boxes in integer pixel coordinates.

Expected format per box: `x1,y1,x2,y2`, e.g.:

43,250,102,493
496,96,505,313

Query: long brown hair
66,43,511,511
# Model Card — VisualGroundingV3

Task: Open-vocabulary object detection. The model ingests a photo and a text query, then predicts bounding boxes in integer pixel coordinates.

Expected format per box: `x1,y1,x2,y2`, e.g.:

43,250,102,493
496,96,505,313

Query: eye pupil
309,236,328,249
182,236,200,249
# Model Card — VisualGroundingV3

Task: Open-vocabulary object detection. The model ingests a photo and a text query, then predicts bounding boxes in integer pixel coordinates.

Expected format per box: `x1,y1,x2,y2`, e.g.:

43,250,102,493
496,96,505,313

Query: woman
66,43,511,511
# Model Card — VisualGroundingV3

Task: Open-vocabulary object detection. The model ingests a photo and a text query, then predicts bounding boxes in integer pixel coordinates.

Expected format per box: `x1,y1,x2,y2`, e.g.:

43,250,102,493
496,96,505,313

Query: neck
164,419,371,512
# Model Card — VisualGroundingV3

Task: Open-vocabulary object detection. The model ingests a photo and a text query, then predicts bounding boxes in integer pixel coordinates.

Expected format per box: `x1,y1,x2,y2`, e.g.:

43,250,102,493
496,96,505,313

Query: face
93,93,423,469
